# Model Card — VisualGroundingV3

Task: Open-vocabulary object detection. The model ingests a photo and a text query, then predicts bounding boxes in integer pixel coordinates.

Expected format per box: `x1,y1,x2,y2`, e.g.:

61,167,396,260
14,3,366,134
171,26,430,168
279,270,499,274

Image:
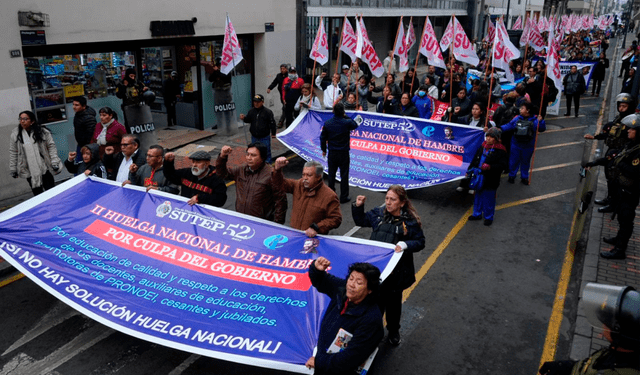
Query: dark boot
594,197,610,205
387,329,401,346
603,236,617,245
598,205,614,213
600,247,626,260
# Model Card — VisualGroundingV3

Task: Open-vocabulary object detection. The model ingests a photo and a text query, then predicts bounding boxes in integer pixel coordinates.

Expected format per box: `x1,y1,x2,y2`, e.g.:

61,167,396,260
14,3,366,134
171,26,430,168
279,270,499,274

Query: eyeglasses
121,143,132,147
19,117,30,121
146,154,160,158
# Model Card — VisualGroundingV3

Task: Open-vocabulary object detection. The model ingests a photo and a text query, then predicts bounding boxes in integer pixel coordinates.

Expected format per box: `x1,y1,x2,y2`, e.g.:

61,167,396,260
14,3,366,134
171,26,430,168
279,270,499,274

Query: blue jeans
251,135,272,164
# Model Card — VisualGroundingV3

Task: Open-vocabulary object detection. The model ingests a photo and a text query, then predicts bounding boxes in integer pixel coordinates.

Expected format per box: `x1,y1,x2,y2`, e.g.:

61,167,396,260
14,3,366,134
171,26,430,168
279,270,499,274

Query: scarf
96,119,115,145
21,128,46,188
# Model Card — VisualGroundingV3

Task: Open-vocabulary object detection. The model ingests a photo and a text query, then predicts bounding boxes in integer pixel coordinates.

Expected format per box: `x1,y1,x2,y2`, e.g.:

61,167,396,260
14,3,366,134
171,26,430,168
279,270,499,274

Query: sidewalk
569,35,640,360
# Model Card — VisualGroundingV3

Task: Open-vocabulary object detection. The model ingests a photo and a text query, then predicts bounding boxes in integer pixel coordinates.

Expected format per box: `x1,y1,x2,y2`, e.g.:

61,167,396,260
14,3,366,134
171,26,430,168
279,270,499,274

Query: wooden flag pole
484,22,493,79
334,14,347,76
410,16,428,96
484,65,495,131
449,15,456,110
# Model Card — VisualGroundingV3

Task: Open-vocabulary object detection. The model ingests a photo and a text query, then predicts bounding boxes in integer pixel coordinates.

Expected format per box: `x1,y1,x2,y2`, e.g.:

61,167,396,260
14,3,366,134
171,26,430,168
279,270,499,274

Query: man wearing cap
267,64,289,128
282,66,305,127
163,71,181,127
163,150,227,207
239,94,277,163
216,142,287,223
340,65,352,91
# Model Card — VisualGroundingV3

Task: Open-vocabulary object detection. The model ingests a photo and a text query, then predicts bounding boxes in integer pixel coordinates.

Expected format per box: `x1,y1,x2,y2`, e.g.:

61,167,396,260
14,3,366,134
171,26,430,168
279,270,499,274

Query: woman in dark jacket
467,127,508,226
64,143,107,178
401,68,420,94
367,85,397,114
352,185,425,346
452,102,494,129
395,93,420,118
591,53,609,97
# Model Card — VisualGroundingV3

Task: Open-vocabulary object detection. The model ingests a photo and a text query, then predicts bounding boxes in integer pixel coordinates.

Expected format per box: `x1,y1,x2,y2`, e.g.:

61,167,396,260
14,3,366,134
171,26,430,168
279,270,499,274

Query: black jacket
163,161,227,207
73,106,97,147
395,102,420,118
320,116,358,153
242,106,276,139
352,205,425,290
309,262,384,375
163,78,181,105
103,148,146,181
267,72,287,94
367,95,397,114
64,143,106,178
467,142,508,190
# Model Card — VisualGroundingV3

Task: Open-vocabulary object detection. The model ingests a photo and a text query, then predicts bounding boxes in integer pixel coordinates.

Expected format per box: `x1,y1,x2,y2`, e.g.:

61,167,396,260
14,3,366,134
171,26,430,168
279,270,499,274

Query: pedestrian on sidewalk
239,94,276,163
9,111,62,196
320,103,358,204
267,63,289,128
351,185,425,346
163,71,181,127
586,114,640,260
563,65,586,117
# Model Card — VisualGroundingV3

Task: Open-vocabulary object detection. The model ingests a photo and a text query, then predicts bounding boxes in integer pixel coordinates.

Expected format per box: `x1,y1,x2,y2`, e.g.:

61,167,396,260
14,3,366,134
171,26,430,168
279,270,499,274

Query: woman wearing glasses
9,110,62,196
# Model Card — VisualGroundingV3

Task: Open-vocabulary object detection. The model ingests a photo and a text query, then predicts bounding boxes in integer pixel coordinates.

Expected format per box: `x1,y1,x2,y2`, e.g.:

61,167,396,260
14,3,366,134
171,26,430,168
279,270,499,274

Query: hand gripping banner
277,110,485,191
0,177,401,373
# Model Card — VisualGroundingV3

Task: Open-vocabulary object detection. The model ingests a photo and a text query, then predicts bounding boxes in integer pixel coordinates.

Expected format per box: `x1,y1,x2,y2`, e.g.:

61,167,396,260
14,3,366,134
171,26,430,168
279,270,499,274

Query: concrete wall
0,0,296,201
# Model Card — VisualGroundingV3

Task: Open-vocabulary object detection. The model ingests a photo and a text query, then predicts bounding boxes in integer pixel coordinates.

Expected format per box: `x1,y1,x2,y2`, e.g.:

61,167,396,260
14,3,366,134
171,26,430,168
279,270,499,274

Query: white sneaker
468,190,475,194
456,187,465,192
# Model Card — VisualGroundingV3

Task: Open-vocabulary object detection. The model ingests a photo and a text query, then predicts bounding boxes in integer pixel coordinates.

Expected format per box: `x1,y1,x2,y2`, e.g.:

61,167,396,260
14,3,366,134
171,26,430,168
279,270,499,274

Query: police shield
123,104,158,149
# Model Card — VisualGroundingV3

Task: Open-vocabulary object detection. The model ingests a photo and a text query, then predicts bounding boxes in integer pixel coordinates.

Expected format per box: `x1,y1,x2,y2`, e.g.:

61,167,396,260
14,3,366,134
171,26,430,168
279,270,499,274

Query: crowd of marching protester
10,19,640,374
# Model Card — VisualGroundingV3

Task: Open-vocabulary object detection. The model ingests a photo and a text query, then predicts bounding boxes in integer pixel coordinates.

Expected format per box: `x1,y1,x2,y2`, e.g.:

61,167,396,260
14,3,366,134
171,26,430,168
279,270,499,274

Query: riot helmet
583,283,640,349
621,114,640,130
616,93,637,117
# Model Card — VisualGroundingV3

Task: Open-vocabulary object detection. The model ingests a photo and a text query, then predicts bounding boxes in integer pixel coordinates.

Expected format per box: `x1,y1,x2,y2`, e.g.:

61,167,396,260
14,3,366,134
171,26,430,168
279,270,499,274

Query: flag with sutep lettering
440,17,479,66
220,15,244,75
419,16,446,69
537,16,548,32
309,20,329,65
393,17,407,72
339,17,357,61
483,21,496,43
520,17,531,47
528,22,546,51
547,27,562,91
493,18,520,82
401,18,417,72
356,17,384,77
512,16,523,30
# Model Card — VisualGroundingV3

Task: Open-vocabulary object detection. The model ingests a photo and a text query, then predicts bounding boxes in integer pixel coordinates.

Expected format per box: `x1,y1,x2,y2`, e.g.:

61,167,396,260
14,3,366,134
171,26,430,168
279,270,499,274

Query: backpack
514,118,535,142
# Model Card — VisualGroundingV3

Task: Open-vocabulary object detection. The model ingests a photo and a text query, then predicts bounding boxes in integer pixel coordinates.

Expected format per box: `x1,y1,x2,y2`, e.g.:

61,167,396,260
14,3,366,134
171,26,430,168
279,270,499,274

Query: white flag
220,15,244,75
339,17,357,61
483,21,496,43
513,16,523,30
418,16,446,69
440,18,454,51
492,18,520,82
520,18,531,47
309,20,329,65
547,28,562,91
356,17,384,77
393,18,407,71
400,18,417,72
452,17,479,66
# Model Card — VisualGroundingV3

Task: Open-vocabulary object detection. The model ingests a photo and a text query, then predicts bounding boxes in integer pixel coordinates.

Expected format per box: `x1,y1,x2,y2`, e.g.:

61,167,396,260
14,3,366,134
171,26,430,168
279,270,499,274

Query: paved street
0,48,631,374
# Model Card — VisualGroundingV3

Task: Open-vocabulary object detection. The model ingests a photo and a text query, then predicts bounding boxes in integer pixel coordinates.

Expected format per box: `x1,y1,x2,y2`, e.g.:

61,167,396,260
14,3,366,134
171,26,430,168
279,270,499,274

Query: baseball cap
252,94,264,102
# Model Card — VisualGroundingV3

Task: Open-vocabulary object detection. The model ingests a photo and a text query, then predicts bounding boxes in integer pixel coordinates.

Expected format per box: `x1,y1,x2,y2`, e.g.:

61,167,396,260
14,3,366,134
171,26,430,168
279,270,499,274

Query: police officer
586,114,640,260
538,283,640,375
585,93,636,213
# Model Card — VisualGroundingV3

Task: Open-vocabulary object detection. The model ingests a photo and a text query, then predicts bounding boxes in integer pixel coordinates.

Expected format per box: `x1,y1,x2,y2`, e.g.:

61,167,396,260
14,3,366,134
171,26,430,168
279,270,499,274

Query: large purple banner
0,176,399,373
277,110,485,191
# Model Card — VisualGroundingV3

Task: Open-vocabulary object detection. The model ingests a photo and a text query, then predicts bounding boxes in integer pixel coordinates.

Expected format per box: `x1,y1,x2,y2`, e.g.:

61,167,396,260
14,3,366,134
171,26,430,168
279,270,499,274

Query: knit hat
188,151,211,161
486,127,502,142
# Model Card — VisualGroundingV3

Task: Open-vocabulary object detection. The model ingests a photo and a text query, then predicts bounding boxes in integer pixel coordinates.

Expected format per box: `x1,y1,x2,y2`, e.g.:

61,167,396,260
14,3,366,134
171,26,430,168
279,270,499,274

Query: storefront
22,35,254,146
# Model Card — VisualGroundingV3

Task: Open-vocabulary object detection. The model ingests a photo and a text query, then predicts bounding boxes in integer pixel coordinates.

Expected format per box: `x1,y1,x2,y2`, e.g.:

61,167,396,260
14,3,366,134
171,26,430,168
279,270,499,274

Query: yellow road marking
536,141,583,150
226,154,298,187
403,188,574,302
0,272,25,288
542,126,588,133
531,161,581,172
539,209,578,367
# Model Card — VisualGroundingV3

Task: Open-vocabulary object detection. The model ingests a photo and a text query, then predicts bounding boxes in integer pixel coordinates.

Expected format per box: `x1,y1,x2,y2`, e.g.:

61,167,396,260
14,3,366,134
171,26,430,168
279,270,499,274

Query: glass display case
32,87,67,124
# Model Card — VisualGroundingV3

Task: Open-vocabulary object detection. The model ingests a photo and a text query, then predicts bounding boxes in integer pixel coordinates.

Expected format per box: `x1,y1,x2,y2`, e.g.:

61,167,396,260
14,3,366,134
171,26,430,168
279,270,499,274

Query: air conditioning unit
18,11,50,27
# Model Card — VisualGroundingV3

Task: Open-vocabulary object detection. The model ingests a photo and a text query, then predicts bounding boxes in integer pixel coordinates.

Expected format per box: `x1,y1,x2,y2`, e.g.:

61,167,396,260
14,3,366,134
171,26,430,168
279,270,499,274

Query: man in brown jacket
216,142,287,224
273,157,342,237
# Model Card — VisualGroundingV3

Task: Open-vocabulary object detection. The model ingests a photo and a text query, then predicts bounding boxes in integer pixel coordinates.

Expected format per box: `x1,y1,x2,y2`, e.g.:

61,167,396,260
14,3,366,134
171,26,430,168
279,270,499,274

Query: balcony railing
307,0,467,10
